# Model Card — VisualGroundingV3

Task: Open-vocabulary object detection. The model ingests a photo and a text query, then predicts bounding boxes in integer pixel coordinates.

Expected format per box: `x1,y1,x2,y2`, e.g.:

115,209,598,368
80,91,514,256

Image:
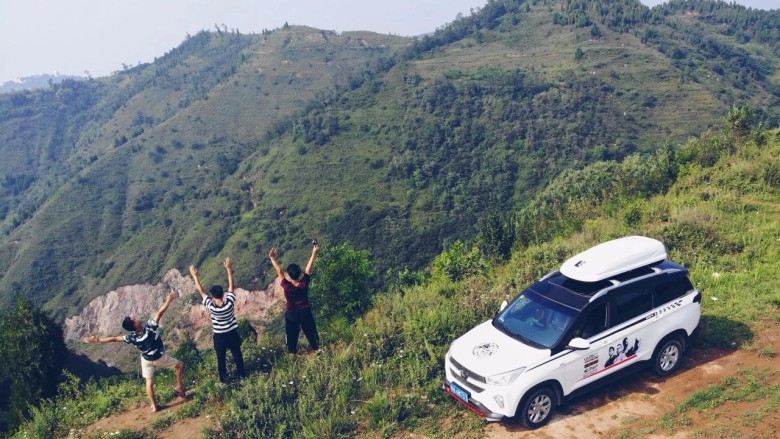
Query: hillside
10,121,780,438
0,27,409,317
0,0,779,321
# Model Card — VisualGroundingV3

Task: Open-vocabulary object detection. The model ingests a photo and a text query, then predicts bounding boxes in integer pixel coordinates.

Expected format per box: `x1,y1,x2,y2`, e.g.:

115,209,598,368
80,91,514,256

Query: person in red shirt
268,241,320,354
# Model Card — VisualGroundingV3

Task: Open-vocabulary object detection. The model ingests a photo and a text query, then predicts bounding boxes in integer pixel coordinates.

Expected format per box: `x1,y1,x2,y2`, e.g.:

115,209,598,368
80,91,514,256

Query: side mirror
566,337,590,350
499,300,508,312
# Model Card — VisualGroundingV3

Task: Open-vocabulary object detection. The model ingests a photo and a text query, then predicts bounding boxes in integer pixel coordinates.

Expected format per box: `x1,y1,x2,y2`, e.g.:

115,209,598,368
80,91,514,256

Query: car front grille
450,357,486,393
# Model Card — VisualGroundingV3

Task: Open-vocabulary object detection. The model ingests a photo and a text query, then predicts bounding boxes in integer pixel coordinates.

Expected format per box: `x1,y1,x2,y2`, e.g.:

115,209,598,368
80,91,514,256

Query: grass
658,368,780,431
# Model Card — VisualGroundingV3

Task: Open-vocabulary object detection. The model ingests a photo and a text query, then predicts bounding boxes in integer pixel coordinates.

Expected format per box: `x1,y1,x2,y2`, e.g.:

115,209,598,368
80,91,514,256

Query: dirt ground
79,321,779,438
81,396,215,438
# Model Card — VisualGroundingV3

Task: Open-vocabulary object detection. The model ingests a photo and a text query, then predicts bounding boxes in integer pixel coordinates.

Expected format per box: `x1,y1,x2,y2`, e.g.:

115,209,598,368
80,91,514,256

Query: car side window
610,286,653,327
654,276,694,306
576,302,608,339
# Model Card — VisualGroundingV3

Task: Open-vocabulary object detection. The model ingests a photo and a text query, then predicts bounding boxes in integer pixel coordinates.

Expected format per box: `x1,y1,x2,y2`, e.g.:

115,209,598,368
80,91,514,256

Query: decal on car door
604,337,641,368
580,337,641,380
583,353,599,378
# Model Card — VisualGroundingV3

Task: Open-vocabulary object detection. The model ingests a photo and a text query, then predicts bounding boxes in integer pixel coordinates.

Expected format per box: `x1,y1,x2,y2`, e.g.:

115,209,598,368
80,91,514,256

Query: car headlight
485,367,526,386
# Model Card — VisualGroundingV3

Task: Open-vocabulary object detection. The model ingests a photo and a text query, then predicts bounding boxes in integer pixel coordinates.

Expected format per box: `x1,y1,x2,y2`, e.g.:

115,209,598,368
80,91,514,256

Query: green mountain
1,0,778,319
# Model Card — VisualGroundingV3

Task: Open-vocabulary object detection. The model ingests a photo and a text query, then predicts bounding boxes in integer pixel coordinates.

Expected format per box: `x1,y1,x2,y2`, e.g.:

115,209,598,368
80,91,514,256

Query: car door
603,282,655,370
561,300,609,394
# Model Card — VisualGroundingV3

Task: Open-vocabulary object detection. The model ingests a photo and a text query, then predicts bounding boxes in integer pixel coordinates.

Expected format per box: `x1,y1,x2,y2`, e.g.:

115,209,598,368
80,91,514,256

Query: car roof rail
588,267,682,302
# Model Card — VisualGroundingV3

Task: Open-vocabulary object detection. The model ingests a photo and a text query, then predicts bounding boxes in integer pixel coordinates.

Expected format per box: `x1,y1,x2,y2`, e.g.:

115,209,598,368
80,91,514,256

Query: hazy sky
0,0,776,84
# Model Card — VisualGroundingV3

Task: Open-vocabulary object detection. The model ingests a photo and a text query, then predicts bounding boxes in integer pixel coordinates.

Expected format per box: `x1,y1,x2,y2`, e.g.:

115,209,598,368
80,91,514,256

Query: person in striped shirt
84,291,186,413
190,258,245,383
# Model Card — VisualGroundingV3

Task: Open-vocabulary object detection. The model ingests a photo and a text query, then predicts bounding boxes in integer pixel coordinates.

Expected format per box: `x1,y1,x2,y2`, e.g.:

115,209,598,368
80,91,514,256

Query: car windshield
493,290,576,349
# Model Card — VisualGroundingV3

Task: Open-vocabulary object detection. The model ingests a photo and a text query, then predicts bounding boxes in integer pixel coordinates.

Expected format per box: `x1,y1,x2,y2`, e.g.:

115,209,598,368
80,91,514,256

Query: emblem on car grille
460,368,469,381
472,342,499,358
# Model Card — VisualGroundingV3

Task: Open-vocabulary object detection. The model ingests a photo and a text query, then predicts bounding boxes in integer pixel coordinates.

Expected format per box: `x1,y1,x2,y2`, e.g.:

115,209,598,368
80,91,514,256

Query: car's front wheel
652,336,684,377
517,386,556,429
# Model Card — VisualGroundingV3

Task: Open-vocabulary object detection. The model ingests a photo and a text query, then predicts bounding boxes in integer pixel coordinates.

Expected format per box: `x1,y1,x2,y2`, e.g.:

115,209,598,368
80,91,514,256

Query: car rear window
654,277,695,306
611,287,653,326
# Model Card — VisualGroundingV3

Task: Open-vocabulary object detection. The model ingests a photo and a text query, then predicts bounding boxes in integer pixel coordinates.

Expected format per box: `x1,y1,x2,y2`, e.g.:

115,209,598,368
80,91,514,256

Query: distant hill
0,73,85,93
0,0,778,320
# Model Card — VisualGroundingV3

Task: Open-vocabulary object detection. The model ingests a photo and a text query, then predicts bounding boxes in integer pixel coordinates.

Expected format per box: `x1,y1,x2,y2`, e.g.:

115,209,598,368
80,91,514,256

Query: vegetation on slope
8,117,779,438
0,298,68,432
0,27,407,317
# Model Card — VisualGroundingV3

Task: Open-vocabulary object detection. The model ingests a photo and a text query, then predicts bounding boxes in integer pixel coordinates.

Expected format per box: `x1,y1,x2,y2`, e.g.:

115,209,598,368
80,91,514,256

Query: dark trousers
285,309,319,354
213,328,245,382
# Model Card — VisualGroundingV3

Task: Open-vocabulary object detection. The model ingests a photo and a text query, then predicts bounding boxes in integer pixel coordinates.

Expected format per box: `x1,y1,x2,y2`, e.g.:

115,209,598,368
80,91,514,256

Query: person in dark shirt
190,257,245,383
84,291,186,413
268,241,320,354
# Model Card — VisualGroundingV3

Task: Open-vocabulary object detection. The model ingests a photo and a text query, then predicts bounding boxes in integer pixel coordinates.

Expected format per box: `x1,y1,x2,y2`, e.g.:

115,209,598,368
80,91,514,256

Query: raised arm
83,335,124,343
305,242,320,275
268,247,284,278
190,266,207,300
224,257,235,292
153,291,177,323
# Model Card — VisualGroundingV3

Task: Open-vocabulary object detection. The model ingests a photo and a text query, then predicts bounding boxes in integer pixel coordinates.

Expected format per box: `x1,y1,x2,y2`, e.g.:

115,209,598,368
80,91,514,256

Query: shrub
172,332,202,370
431,241,485,282
238,318,258,344
622,200,645,227
762,161,780,187
0,297,68,432
310,243,375,325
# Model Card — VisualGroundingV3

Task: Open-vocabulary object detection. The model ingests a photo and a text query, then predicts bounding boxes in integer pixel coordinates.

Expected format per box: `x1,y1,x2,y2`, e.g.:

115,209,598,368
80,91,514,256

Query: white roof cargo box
560,236,667,282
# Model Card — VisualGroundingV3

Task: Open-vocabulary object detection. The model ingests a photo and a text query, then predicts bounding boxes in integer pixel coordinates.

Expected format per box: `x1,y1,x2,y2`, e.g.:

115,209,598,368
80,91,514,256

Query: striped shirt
124,319,165,361
203,291,238,334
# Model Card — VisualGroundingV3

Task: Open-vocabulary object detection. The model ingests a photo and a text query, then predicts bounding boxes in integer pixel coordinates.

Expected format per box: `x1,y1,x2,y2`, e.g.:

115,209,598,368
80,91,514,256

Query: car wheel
653,337,684,377
518,386,556,429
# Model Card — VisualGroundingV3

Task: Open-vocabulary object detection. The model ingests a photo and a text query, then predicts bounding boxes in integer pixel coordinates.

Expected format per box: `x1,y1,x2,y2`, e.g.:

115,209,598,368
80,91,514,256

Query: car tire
652,336,684,377
517,386,556,429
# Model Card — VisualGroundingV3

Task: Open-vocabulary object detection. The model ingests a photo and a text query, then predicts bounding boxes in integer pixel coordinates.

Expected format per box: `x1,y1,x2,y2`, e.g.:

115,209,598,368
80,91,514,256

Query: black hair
210,285,224,298
286,263,302,280
122,316,135,332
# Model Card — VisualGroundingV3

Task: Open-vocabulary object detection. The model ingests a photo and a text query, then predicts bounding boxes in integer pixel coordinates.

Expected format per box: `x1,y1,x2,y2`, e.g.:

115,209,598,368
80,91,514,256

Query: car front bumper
443,380,505,422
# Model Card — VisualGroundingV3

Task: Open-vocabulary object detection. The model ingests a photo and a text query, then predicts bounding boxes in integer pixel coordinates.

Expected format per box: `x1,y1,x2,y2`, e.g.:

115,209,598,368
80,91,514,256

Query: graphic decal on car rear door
605,337,640,367
580,337,641,380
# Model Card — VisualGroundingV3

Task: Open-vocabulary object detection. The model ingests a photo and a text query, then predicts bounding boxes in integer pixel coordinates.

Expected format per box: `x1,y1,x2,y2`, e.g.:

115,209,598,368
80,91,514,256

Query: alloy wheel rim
660,344,679,371
528,394,552,423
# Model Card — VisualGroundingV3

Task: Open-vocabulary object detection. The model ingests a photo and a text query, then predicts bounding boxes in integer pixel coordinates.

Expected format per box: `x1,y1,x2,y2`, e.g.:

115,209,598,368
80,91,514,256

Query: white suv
444,236,701,429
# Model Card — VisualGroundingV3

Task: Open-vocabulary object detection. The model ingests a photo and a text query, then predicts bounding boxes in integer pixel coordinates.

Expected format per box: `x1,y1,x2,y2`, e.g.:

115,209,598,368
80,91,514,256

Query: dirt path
484,321,780,438
82,395,216,439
